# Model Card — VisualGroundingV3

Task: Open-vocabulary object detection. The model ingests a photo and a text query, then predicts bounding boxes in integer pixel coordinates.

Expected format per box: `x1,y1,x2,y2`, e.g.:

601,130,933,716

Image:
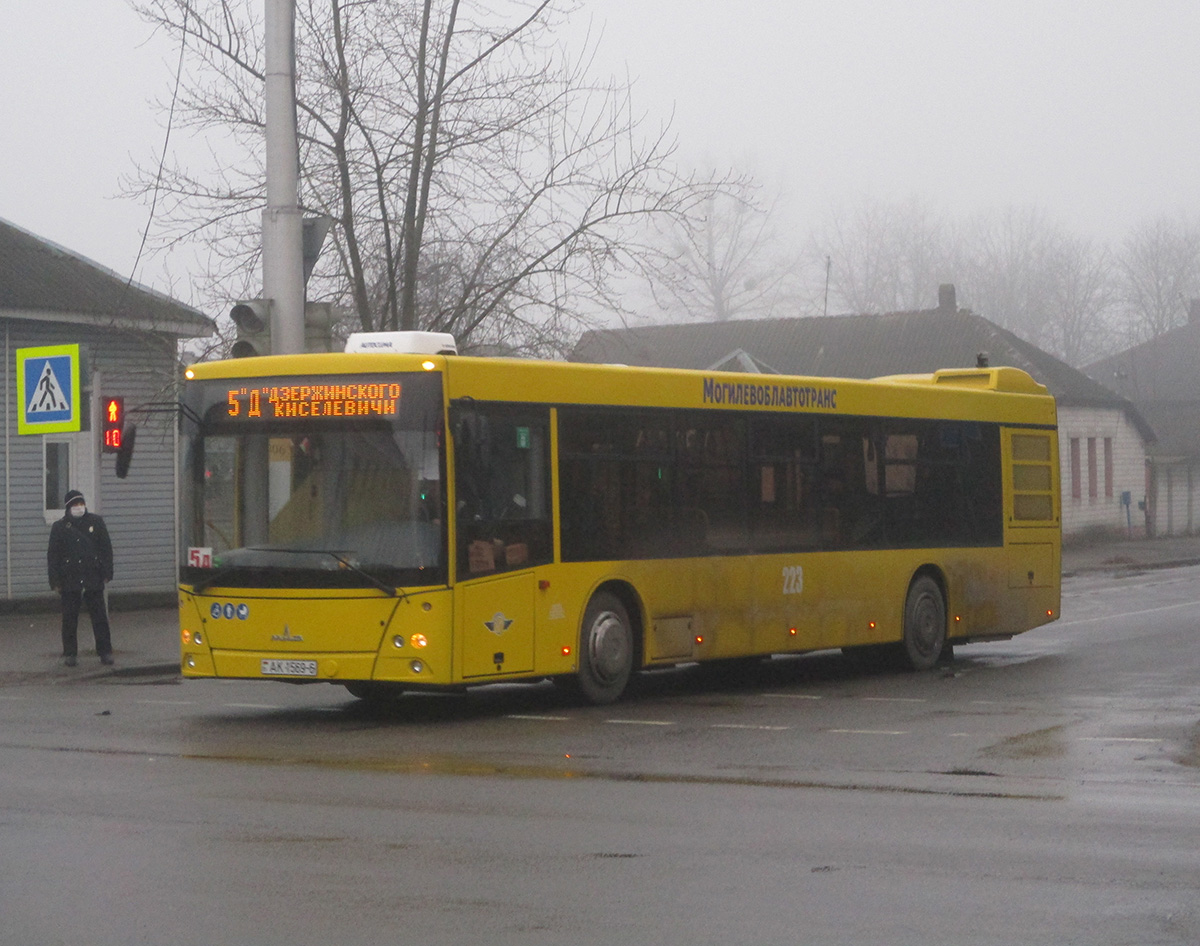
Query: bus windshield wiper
246,547,398,596
190,566,240,594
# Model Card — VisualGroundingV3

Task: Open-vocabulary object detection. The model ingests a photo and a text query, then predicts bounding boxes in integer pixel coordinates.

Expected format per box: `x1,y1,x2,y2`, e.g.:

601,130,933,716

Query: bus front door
458,571,537,679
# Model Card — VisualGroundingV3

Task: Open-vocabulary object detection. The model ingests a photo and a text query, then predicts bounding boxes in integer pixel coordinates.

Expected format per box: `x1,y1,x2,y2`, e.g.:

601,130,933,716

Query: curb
1063,556,1200,577
70,662,181,682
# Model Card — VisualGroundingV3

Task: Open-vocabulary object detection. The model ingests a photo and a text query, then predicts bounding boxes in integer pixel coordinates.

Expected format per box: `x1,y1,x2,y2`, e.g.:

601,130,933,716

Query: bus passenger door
452,402,553,679
459,571,537,678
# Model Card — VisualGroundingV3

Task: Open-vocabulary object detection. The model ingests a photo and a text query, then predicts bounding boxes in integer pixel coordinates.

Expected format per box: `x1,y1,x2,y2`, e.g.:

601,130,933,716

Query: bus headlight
410,659,424,674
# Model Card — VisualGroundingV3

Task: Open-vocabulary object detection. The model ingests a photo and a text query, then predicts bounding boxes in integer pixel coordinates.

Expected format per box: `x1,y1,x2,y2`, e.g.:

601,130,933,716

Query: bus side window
454,407,552,577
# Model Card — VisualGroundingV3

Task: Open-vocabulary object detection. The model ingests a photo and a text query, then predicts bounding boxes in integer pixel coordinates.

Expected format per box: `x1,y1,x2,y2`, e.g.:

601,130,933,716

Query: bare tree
1115,215,1200,343
810,196,948,315
129,0,716,355
949,206,1060,343
1040,231,1116,366
643,180,802,322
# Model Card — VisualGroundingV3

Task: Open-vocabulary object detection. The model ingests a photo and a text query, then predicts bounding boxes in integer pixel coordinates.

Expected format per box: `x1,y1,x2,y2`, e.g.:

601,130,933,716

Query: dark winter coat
48,511,114,592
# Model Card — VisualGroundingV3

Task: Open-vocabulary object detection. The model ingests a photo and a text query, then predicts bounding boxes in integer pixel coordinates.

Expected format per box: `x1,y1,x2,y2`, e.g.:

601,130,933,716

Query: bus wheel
902,575,946,671
577,591,634,705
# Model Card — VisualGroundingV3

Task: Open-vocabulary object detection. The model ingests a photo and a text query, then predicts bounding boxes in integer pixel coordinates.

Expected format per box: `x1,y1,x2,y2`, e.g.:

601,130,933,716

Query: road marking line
507,714,571,721
136,700,196,706
862,697,926,703
605,719,674,726
1078,737,1163,743
827,728,908,735
711,724,791,731
764,693,823,700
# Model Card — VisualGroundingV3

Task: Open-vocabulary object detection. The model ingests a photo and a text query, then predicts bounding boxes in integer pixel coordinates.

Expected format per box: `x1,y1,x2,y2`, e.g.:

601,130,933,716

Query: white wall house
1085,312,1200,538
1056,405,1149,538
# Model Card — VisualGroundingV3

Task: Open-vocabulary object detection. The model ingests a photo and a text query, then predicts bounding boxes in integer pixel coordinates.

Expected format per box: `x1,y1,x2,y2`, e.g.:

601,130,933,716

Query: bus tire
902,574,946,671
576,591,634,705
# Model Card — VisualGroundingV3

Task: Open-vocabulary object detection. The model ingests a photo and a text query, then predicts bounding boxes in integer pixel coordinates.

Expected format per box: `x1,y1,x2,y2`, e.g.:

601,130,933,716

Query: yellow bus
178,334,1060,704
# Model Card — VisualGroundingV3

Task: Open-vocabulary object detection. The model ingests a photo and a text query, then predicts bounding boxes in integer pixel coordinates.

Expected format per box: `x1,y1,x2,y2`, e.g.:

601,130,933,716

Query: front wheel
576,591,635,705
902,575,946,671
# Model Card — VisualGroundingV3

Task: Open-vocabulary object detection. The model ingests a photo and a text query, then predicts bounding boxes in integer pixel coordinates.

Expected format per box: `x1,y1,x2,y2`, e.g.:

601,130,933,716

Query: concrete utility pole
262,0,304,355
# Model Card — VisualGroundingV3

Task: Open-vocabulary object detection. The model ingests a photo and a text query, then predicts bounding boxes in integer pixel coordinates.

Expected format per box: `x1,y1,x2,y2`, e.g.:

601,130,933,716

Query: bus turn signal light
411,634,428,648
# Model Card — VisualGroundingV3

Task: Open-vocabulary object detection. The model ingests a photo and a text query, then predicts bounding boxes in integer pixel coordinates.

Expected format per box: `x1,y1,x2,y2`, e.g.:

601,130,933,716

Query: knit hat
64,490,85,510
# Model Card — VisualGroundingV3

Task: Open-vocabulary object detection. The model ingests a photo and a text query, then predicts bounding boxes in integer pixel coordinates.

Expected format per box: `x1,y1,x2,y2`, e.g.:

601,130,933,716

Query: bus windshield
181,372,446,589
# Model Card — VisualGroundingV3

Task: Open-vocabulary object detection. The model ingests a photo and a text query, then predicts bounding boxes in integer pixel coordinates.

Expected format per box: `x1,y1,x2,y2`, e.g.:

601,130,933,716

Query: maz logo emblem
484,612,514,635
271,625,304,642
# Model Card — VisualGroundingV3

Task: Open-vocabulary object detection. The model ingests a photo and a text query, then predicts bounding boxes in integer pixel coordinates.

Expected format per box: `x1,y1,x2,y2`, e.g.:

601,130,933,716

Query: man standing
47,490,114,667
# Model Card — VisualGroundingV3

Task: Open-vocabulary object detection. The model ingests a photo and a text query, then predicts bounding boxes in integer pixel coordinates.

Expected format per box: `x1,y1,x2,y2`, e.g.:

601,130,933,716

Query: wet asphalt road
3,566,1199,945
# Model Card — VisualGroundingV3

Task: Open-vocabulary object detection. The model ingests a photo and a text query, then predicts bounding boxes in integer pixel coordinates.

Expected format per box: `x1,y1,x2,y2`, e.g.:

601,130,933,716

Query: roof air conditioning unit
344,331,458,355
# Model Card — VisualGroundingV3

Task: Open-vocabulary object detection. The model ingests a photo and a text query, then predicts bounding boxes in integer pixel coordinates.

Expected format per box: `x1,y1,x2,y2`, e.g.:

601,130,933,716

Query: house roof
1084,319,1200,402
0,217,213,338
572,294,1156,445
1134,401,1200,460
573,304,1143,413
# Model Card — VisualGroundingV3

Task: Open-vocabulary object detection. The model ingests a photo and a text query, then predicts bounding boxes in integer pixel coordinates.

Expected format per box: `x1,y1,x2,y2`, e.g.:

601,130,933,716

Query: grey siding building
572,286,1153,539
1,219,213,606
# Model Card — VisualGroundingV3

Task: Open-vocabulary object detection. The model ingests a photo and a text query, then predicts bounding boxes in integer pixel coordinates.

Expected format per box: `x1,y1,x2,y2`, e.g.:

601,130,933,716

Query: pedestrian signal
102,397,124,454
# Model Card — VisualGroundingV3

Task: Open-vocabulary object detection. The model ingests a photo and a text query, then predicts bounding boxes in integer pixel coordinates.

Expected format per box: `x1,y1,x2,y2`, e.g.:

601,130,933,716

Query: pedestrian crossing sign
16,344,82,434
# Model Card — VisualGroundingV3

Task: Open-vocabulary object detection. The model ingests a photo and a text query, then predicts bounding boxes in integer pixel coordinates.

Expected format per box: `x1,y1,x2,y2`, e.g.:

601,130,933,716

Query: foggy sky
4,0,1199,309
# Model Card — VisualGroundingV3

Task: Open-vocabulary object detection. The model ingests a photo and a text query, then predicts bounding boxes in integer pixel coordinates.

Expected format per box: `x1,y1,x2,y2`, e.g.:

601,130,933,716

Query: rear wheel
576,591,635,705
902,575,946,671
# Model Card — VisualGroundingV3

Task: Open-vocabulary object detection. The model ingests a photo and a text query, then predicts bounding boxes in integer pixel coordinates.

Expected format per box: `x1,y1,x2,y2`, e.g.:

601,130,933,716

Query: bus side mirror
115,424,137,479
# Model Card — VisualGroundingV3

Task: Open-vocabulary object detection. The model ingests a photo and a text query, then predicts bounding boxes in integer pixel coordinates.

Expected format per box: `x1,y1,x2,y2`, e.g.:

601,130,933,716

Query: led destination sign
223,379,403,421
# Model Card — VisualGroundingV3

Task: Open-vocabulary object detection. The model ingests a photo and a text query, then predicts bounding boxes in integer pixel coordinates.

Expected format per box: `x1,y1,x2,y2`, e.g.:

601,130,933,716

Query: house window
1104,438,1113,499
1087,438,1098,501
44,440,71,513
1070,438,1081,500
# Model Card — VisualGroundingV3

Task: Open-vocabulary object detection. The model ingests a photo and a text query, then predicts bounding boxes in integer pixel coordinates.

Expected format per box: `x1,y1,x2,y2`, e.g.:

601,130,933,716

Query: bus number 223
782,565,804,596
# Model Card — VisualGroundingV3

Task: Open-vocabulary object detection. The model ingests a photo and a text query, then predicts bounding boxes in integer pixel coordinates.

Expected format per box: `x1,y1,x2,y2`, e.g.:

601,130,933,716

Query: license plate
261,659,318,677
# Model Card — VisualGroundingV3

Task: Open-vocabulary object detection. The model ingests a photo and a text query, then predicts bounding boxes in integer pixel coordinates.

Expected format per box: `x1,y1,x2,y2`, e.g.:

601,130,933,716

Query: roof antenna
976,352,990,368
823,256,831,317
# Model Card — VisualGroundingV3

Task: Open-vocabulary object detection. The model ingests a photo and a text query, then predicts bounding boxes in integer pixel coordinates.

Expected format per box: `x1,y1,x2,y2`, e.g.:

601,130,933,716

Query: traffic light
230,300,272,358
101,396,124,454
305,302,334,353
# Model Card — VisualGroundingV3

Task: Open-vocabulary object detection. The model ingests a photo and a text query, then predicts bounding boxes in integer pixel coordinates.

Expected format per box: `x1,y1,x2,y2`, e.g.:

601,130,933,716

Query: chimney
938,283,957,314
1189,298,1200,324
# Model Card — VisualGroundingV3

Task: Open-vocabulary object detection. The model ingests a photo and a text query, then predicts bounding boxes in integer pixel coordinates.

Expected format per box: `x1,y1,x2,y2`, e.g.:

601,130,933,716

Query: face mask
70,505,85,518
